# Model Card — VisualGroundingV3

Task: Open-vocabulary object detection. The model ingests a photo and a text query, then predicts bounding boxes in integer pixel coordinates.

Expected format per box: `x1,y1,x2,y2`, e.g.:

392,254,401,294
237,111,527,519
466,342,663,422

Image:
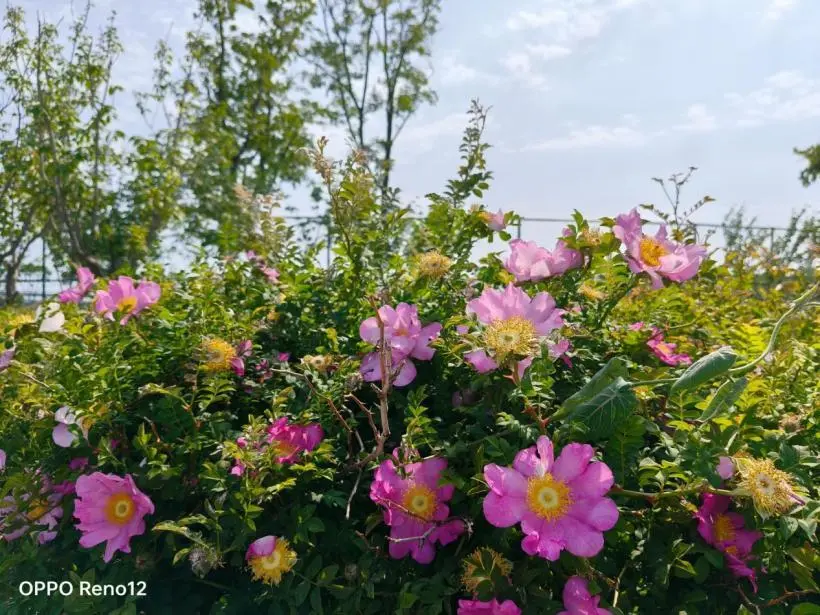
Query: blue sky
23,0,820,241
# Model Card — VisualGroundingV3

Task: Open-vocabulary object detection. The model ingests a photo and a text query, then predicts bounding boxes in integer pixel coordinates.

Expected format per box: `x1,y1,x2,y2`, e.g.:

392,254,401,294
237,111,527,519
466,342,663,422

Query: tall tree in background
308,0,440,195
0,5,182,285
794,143,820,186
153,0,321,253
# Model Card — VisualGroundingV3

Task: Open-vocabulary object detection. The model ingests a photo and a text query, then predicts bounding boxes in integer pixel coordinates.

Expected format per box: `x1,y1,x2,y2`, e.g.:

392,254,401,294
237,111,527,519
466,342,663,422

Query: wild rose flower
58,267,95,303
457,599,521,615
52,407,90,448
646,331,691,366
370,453,465,564
94,276,161,325
266,417,323,464
717,456,735,480
735,457,805,517
463,284,566,377
416,250,453,279
230,461,245,477
558,576,611,614
201,338,249,375
504,233,582,282
483,435,618,560
628,321,644,331
246,251,280,283
359,303,441,387
480,209,507,231
613,209,706,289
1,476,64,544
0,347,14,371
277,352,290,362
74,472,154,562
231,340,252,376
694,494,762,591
246,535,297,585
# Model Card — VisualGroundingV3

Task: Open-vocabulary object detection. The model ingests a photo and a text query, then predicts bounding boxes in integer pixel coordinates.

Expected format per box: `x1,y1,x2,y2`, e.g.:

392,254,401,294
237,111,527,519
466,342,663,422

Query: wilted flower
58,267,95,303
416,250,452,279
479,209,507,231
482,435,618,560
735,457,805,517
578,283,605,301
694,494,762,591
246,535,296,585
457,598,521,615
461,547,513,594
189,547,220,578
36,302,65,333
266,417,323,464
359,303,441,387
302,354,333,374
463,284,567,377
370,452,465,564
504,233,582,282
613,209,706,289
201,338,248,376
558,576,611,614
1,475,63,544
74,473,154,562
779,413,802,432
94,276,161,325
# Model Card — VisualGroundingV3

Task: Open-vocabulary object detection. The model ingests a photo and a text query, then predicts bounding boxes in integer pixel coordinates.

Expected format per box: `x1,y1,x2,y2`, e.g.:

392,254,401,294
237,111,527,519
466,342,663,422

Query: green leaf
670,347,738,395
699,377,748,421
568,377,638,438
792,605,820,615
556,357,630,419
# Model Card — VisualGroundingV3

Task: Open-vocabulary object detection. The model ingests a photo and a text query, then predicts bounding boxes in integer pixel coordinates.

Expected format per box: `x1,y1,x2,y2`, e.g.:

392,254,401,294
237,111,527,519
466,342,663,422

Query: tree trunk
3,262,20,305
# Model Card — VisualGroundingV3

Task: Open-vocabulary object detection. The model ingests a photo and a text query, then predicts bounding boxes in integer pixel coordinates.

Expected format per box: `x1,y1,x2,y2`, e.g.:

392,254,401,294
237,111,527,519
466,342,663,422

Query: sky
17,0,820,248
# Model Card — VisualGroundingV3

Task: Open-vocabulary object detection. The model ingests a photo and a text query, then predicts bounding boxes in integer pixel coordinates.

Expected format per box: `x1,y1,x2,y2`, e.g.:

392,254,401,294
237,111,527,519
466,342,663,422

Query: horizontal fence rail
2,216,796,305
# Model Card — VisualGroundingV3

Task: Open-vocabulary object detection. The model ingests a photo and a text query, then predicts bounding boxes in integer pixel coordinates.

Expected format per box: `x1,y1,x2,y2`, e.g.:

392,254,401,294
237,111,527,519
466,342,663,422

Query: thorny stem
611,482,735,503
385,515,471,544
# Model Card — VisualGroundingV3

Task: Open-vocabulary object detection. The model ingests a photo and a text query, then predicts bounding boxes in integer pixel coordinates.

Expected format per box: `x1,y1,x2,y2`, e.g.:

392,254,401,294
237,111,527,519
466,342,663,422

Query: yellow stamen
713,514,736,543
117,296,138,314
416,251,453,279
249,539,297,585
484,316,539,361
202,338,237,372
401,484,437,521
526,474,572,521
736,458,802,516
639,237,669,267
105,493,136,525
26,500,50,522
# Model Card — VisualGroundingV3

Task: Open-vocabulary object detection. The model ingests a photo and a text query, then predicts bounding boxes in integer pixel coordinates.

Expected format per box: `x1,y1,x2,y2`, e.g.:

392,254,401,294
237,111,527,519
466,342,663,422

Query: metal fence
4,216,793,305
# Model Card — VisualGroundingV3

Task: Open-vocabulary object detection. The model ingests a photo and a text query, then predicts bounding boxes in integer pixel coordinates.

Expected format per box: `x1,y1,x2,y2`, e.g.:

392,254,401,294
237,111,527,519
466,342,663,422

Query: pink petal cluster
481,209,507,231
558,576,611,615
359,303,441,387
266,417,323,464
0,347,14,371
464,284,567,377
94,276,161,325
370,453,465,564
52,406,89,448
646,329,691,366
694,494,762,591
613,209,707,289
457,598,521,615
717,456,735,480
231,340,253,377
58,267,95,303
246,251,280,283
245,534,278,560
483,436,618,560
74,472,154,562
0,475,63,544
505,233,582,282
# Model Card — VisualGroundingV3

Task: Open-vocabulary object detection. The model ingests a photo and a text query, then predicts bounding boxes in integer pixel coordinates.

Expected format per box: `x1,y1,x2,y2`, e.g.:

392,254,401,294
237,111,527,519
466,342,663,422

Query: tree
794,143,820,187
308,0,441,195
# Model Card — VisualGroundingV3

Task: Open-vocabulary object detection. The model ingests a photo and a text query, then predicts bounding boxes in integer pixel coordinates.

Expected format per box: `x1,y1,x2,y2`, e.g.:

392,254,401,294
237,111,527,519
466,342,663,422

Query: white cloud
762,0,798,21
674,104,718,132
436,56,501,87
725,69,820,126
400,113,471,152
501,52,549,89
522,122,648,151
526,43,573,61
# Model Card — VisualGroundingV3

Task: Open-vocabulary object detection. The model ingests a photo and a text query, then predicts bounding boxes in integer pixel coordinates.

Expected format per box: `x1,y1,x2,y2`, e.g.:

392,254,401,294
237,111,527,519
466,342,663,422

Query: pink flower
266,417,323,464
52,407,89,448
694,494,762,591
245,535,296,584
230,462,245,476
483,435,618,560
628,322,644,331
505,234,582,282
236,437,248,449
69,457,89,471
457,598,521,615
231,340,253,377
277,352,291,362
94,276,161,325
463,284,566,377
0,347,14,371
481,209,507,231
246,251,280,283
613,209,707,289
73,472,154,562
646,333,691,366
558,576,611,614
0,449,5,471
58,267,95,303
370,453,465,564
359,303,442,387
717,456,735,480
1,476,64,544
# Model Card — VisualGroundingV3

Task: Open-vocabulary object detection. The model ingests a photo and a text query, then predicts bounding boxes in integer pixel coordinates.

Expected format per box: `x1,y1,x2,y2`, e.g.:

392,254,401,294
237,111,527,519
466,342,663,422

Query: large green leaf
568,377,638,438
554,356,629,420
670,347,738,395
698,377,748,421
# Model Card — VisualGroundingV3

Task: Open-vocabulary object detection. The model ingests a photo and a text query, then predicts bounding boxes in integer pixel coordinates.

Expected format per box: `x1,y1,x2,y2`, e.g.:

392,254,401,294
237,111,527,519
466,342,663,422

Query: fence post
769,228,775,253
516,220,522,239
41,239,47,302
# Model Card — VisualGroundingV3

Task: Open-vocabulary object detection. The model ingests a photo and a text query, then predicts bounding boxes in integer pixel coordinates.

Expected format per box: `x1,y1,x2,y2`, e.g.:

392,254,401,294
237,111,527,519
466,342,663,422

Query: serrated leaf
556,357,629,419
670,347,738,395
569,377,637,438
699,377,747,421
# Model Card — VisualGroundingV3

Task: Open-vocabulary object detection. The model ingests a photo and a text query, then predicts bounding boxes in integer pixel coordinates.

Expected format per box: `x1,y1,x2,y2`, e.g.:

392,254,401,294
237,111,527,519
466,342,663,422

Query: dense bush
1,126,818,615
